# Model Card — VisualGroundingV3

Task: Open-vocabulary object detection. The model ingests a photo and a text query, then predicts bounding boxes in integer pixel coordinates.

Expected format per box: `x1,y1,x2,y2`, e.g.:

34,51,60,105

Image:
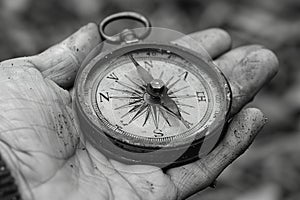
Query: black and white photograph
0,0,299,199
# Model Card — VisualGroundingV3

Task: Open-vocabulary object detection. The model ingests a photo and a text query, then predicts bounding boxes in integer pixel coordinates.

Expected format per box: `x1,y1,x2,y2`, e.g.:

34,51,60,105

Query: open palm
0,23,278,200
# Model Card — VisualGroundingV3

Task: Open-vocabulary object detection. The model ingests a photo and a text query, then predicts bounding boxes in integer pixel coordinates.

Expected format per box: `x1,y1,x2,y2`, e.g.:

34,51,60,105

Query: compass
74,12,232,167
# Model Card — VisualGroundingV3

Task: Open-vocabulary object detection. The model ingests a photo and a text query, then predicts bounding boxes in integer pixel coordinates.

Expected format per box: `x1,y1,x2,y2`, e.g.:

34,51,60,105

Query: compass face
76,43,231,149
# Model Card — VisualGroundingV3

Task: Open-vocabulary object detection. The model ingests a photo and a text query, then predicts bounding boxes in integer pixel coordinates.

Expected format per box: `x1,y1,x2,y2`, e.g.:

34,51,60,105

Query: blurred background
1,0,300,199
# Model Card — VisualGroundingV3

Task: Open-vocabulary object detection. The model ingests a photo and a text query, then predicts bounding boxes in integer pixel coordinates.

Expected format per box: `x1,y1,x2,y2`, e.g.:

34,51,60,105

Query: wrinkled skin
0,23,278,200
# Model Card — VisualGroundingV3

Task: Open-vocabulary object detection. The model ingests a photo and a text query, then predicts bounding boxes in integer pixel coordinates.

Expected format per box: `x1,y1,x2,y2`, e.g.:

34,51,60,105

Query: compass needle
159,88,193,129
161,105,190,129
128,54,153,84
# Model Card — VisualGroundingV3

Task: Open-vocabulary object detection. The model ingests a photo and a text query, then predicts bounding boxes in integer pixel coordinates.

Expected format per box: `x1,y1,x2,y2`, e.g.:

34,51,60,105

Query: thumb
33,23,101,88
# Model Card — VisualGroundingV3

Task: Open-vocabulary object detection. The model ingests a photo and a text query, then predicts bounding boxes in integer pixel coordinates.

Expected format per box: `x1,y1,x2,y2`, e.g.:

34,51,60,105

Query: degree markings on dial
142,106,151,126
168,85,189,95
158,107,171,127
159,71,164,80
170,94,197,99
106,72,119,81
121,104,142,119
167,78,181,90
165,76,174,87
114,99,143,110
184,120,193,128
144,60,154,71
110,87,141,96
114,124,123,131
196,91,207,102
150,105,159,129
110,95,142,100
115,80,144,95
178,108,190,115
127,102,148,125
176,102,195,108
179,71,189,81
99,92,110,102
124,74,146,90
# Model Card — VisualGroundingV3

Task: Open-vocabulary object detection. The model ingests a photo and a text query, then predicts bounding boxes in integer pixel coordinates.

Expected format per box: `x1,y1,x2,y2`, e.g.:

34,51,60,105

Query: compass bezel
74,42,232,166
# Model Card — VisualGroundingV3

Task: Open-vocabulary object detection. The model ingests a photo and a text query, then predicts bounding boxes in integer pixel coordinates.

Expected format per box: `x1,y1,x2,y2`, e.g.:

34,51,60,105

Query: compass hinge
120,29,140,44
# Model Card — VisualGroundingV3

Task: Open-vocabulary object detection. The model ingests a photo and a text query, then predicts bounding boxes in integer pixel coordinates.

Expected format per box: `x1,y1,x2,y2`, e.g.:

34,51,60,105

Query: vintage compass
74,12,232,167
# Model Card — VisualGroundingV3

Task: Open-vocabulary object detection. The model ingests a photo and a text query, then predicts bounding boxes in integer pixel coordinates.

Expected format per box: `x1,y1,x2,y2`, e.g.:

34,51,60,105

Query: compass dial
76,43,231,154
95,50,213,139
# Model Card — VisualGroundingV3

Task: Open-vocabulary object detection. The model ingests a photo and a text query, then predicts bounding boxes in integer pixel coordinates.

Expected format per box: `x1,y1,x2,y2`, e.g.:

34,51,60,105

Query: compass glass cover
76,43,229,148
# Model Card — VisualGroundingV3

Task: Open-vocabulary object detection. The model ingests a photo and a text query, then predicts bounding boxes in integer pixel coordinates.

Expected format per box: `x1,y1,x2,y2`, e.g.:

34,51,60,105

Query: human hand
0,23,278,200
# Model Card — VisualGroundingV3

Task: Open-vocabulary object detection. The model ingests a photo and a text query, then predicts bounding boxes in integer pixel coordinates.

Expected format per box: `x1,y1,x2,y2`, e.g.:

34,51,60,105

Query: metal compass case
74,12,232,168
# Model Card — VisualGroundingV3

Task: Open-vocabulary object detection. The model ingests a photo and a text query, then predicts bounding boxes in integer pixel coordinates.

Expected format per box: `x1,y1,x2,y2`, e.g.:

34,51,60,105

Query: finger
1,23,101,88
174,28,232,59
166,107,266,200
34,23,101,88
214,45,279,115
